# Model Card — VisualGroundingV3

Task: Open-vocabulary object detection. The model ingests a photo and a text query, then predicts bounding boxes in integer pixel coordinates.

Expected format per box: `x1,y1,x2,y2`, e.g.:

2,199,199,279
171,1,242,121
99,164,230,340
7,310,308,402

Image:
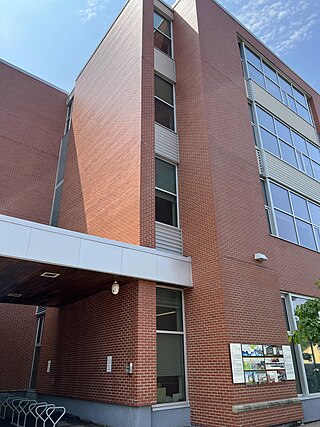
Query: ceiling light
7,293,23,298
40,272,60,278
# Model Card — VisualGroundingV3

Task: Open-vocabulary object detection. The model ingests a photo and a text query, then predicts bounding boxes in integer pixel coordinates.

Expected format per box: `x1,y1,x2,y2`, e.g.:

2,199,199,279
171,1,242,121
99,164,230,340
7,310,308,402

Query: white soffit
0,214,192,287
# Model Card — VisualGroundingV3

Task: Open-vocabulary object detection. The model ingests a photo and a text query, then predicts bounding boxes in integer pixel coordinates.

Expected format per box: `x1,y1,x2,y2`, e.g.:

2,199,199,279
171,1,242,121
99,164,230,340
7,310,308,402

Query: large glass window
155,158,178,227
269,182,319,251
291,295,320,394
154,11,172,57
156,288,186,404
155,75,175,131
256,106,320,181
244,45,312,124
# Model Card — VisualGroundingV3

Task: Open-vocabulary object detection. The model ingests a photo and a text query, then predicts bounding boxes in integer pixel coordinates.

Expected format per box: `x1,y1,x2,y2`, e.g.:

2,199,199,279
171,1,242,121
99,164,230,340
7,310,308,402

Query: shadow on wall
58,127,88,234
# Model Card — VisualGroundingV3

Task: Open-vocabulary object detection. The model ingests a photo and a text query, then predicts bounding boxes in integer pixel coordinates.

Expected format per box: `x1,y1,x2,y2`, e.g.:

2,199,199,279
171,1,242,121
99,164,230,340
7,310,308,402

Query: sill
155,221,180,230
298,394,320,401
152,401,190,411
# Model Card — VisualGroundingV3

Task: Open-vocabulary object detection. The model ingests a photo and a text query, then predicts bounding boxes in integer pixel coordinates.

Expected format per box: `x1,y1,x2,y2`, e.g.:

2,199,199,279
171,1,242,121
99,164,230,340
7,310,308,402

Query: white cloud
219,0,319,55
76,0,109,23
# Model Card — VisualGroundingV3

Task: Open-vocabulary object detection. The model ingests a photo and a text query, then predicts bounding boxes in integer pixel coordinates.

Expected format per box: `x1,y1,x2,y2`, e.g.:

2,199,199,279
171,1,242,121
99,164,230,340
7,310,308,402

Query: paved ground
0,415,98,427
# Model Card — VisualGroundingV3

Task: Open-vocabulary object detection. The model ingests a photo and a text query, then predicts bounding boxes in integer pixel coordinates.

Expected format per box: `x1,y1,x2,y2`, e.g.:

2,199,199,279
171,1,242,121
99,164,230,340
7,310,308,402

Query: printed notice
230,343,245,383
283,345,296,380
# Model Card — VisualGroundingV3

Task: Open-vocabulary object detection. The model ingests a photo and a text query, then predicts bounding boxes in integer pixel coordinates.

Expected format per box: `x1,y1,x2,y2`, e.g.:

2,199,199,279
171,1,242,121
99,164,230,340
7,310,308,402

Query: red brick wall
0,304,37,391
174,0,320,425
36,281,157,407
0,61,67,224
59,0,155,247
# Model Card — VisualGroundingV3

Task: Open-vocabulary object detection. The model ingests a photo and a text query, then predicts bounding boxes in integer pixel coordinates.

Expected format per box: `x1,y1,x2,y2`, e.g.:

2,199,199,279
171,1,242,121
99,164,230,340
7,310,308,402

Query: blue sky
0,0,319,93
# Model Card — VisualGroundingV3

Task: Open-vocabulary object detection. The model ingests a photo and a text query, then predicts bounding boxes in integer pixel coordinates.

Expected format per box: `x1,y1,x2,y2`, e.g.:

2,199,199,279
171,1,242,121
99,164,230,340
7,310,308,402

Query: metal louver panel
155,123,179,164
35,306,46,316
156,222,183,254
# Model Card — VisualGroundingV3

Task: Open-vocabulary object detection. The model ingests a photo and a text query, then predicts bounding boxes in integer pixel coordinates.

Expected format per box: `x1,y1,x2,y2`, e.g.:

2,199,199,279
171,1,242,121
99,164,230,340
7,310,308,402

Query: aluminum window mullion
154,28,171,42
155,186,177,197
154,95,174,109
287,192,301,245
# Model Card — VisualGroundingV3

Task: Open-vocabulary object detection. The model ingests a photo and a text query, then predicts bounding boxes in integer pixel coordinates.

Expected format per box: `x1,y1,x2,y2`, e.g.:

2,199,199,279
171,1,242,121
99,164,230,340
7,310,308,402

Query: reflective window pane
155,99,174,130
155,75,173,105
280,141,297,168
303,156,314,178
309,203,320,226
297,103,311,123
275,210,297,243
279,75,293,95
263,62,277,82
296,151,305,172
248,64,265,88
245,47,262,70
154,31,172,56
275,119,292,144
270,183,292,213
293,87,307,107
312,162,320,181
266,78,282,101
260,128,280,157
288,95,297,112
154,12,171,37
307,143,320,163
256,107,275,132
296,219,317,250
157,334,186,403
315,228,320,248
156,158,176,193
156,189,177,226
156,288,183,331
292,132,307,155
291,193,310,221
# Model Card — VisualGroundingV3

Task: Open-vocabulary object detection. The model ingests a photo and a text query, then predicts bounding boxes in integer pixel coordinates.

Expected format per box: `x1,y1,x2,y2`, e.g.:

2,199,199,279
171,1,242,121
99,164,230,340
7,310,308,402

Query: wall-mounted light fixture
111,281,120,295
254,253,268,262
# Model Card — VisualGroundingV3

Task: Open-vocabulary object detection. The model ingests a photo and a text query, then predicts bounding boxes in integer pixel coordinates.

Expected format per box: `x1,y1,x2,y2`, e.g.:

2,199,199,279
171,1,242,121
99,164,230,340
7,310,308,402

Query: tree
291,281,320,347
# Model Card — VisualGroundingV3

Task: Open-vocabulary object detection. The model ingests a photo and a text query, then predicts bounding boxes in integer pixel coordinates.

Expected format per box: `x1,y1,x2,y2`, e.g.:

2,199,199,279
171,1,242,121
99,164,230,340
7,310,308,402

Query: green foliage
290,281,320,346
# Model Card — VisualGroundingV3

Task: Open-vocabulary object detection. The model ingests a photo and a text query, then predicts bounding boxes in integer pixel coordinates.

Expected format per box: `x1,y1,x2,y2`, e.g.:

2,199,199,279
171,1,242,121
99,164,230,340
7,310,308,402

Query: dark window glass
157,334,186,403
155,99,174,130
156,190,177,226
156,288,183,331
154,12,171,37
155,75,174,105
279,141,298,168
248,64,265,88
256,107,275,132
156,158,176,193
245,47,262,70
291,193,310,221
270,183,291,213
154,31,172,56
266,78,281,100
274,210,297,243
296,220,316,250
260,128,280,157
275,119,292,144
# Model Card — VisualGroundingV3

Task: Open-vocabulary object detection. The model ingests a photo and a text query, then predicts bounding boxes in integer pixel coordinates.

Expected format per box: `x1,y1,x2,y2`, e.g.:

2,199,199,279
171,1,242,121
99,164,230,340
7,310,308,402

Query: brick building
0,0,320,426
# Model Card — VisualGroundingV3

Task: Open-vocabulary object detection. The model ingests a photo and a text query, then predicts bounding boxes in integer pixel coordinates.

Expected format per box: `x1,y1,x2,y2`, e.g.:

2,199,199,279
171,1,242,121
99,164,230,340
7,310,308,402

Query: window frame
266,180,320,252
254,104,320,182
154,285,188,408
241,42,313,125
154,73,176,132
64,98,73,134
282,292,320,397
154,10,173,59
155,157,179,228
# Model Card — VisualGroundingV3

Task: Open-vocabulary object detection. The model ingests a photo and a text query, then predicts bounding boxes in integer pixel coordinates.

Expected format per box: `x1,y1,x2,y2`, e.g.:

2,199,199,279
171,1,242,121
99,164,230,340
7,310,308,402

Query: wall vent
36,306,47,316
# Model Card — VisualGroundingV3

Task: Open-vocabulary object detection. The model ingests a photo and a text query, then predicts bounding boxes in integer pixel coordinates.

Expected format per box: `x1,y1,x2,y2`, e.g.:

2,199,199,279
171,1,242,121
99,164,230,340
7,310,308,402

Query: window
154,11,172,57
243,45,312,124
155,74,175,131
64,98,73,134
269,181,320,251
156,288,186,404
156,158,178,227
256,106,320,181
283,294,320,395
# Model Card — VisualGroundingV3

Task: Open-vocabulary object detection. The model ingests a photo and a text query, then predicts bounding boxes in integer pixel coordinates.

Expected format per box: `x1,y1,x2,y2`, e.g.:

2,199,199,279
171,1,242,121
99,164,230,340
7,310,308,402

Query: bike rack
46,406,66,427
33,403,56,427
17,399,37,427
11,398,29,426
1,396,17,420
